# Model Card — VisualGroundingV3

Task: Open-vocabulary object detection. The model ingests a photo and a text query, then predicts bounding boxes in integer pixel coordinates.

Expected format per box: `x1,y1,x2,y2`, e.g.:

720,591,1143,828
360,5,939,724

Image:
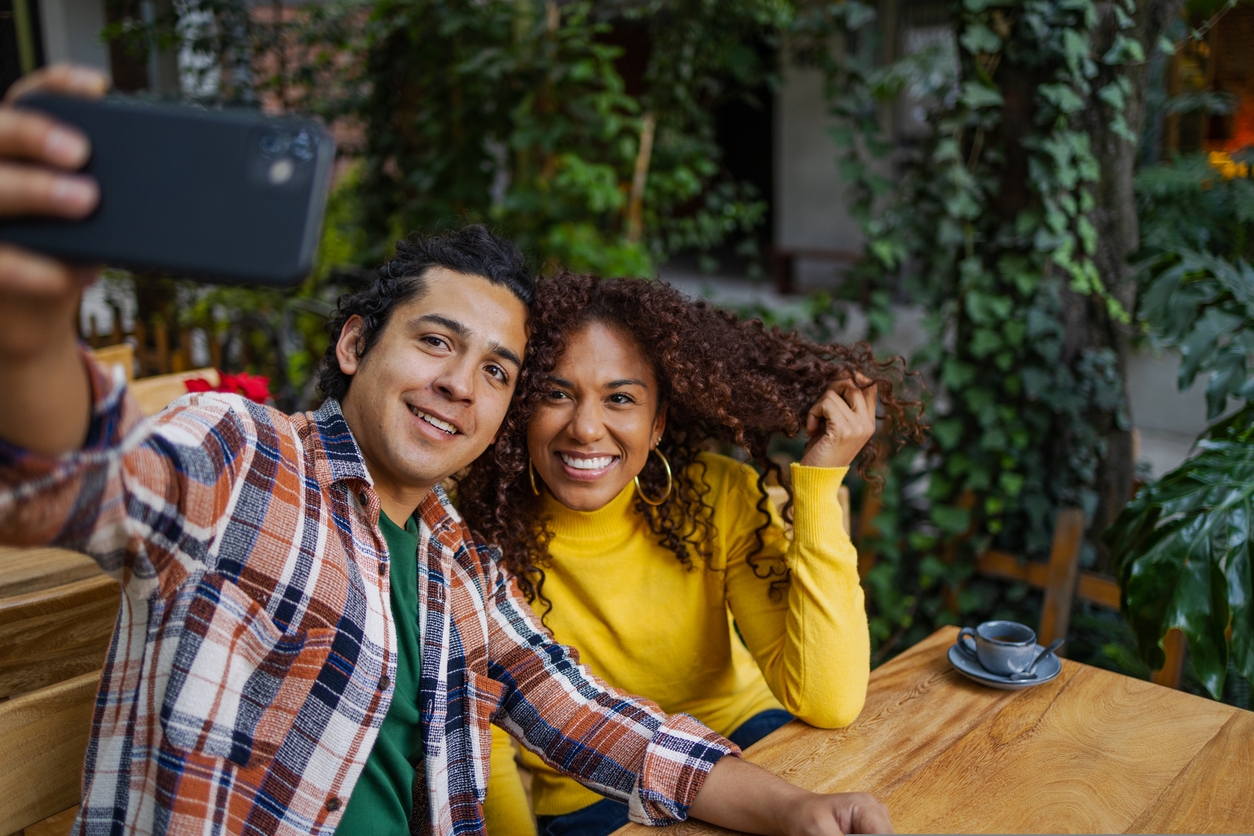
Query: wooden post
625,113,655,244
1152,628,1187,690
154,323,170,375
1039,507,1085,652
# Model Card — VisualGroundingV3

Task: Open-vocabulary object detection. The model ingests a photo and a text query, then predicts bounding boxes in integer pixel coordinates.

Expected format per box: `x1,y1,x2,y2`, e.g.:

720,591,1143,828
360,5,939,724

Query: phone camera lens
259,130,290,156
291,131,314,161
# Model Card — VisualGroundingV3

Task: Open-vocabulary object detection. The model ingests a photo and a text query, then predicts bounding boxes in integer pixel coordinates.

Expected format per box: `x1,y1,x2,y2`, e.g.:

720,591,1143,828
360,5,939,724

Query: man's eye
486,364,509,383
424,336,449,350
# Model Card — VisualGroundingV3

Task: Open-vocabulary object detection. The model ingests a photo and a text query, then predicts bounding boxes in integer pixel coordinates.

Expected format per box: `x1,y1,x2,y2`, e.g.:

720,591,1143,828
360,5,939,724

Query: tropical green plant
1104,150,1254,701
1106,406,1253,699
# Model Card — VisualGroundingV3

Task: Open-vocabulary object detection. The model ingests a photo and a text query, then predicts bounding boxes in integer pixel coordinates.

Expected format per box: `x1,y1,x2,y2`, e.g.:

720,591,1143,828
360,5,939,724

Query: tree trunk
1071,0,1184,569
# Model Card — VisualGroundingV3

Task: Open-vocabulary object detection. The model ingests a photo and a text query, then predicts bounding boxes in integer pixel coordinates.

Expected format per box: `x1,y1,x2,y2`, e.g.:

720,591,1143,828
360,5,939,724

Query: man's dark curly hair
455,271,927,613
316,225,534,402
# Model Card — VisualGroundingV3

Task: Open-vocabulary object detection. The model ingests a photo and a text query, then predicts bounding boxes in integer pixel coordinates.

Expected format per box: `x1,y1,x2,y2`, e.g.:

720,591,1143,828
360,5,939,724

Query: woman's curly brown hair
456,271,927,614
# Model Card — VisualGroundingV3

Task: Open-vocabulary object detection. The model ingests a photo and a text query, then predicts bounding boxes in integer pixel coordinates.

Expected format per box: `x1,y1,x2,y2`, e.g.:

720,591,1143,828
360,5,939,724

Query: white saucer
947,642,1062,690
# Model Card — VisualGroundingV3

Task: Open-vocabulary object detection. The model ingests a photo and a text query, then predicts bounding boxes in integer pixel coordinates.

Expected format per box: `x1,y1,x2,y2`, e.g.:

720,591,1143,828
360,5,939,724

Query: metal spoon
1009,638,1065,681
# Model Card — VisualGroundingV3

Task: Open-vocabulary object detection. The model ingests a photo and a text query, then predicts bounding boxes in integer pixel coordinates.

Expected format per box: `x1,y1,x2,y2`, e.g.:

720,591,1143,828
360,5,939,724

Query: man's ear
335,315,367,376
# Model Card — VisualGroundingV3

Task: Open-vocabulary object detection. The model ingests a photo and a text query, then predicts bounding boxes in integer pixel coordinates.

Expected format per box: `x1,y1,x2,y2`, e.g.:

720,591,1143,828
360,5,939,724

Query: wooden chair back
855,496,1186,689
89,343,135,382
129,368,219,416
0,671,98,835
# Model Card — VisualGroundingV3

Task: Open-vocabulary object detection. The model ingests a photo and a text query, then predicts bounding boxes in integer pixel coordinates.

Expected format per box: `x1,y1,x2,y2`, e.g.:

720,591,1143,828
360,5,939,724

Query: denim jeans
535,709,794,836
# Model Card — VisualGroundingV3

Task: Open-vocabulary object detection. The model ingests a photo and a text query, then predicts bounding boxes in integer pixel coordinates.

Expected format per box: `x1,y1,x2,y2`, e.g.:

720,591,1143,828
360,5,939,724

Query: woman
457,272,923,836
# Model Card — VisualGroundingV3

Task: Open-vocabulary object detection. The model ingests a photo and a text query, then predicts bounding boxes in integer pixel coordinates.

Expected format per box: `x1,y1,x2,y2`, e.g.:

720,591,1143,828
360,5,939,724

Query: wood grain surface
613,626,1251,835
0,548,104,600
0,574,120,699
0,671,98,835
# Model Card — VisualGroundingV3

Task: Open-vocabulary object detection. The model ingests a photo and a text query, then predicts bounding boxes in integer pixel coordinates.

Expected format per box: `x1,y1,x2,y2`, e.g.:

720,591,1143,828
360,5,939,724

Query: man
0,66,892,836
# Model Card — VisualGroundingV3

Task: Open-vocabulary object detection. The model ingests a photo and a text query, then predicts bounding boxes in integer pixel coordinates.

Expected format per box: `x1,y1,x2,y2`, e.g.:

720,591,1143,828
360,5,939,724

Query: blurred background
1,0,1250,708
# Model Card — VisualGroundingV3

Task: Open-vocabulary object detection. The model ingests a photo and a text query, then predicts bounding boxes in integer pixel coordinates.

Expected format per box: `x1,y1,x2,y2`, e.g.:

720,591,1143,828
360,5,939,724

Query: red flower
184,371,272,404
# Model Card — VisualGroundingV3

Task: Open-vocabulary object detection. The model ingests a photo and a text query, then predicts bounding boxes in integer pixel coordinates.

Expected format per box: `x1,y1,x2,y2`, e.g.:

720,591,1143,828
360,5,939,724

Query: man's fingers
0,109,91,168
4,64,109,105
0,162,98,219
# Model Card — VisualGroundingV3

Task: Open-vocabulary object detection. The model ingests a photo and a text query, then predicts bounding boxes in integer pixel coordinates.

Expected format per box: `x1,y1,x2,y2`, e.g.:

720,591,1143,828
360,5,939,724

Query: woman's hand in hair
799,374,878,469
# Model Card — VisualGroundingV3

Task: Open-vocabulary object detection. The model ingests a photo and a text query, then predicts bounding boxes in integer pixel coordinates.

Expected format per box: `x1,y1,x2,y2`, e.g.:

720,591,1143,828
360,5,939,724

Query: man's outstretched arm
691,755,892,835
0,66,107,456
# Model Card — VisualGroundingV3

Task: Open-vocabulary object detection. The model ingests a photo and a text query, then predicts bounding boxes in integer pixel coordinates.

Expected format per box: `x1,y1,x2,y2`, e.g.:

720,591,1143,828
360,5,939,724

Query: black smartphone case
0,94,335,286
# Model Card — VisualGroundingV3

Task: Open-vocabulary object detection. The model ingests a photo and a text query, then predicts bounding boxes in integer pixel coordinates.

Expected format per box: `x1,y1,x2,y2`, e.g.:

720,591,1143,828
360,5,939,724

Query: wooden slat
1077,571,1121,609
0,575,119,699
1039,507,1084,646
0,548,103,600
0,671,98,835
129,368,219,417
89,343,134,383
976,549,1051,587
1152,627,1187,690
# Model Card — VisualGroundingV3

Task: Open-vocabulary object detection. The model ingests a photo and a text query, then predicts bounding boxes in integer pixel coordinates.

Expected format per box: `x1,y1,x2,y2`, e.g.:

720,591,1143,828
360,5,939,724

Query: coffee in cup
957,620,1037,676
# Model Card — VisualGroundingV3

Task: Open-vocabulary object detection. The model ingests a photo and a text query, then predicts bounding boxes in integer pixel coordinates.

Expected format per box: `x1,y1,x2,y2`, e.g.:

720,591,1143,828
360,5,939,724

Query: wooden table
617,626,1254,834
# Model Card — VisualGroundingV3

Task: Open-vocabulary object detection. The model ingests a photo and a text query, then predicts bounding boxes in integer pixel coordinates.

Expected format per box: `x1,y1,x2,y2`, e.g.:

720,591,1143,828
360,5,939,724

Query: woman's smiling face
526,321,666,512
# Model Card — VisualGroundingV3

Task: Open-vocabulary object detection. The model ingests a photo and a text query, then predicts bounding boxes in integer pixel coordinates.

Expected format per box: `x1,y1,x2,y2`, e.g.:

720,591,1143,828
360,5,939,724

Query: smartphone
0,93,335,286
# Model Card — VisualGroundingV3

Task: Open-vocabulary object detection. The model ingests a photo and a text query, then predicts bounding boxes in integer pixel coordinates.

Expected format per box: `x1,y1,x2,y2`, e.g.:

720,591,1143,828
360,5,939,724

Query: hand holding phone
0,87,335,287
0,65,109,458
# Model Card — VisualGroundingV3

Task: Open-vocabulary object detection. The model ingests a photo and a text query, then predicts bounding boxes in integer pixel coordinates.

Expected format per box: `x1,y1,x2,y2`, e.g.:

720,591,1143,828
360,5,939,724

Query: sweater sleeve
722,461,870,729
484,725,538,836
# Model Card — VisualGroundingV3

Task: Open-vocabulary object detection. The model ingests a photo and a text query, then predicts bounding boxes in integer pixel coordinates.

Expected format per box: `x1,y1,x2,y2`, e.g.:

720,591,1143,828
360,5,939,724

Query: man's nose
433,357,476,402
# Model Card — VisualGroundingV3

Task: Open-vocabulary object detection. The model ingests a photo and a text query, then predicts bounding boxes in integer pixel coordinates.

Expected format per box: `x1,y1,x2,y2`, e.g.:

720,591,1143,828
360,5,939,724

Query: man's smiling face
336,266,529,520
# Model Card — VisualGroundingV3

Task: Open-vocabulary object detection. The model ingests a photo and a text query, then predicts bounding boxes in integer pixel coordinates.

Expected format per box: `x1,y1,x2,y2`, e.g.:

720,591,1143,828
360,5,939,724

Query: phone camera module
291,131,315,161
259,130,291,157
268,158,295,185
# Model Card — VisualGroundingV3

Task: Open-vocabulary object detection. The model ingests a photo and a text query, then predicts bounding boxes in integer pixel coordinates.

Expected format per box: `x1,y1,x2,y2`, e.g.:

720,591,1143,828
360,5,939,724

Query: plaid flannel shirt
0,353,736,836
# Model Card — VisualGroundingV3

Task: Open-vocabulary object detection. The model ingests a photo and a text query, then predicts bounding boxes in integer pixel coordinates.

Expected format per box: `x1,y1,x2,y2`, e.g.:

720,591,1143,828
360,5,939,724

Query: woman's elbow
787,692,867,729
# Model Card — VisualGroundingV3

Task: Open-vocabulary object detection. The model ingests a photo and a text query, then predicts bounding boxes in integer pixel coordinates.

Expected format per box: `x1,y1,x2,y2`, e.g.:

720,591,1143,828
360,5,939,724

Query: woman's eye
546,390,569,401
608,393,635,405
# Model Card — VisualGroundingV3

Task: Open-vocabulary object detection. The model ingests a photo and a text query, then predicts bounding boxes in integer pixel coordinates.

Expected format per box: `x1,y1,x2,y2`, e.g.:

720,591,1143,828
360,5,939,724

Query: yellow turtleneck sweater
484,452,869,830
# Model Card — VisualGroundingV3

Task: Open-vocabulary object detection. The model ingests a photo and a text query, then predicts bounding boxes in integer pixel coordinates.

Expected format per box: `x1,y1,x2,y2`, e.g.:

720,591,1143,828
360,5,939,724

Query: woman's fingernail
45,127,89,166
52,176,99,213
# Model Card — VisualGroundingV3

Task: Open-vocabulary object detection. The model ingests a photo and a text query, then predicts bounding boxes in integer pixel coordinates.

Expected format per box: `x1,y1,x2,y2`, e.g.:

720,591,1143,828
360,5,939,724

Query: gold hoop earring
634,448,673,506
529,460,542,496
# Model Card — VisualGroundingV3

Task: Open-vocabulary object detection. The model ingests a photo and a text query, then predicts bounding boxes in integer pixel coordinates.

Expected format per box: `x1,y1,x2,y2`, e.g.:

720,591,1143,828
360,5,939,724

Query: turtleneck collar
540,480,643,545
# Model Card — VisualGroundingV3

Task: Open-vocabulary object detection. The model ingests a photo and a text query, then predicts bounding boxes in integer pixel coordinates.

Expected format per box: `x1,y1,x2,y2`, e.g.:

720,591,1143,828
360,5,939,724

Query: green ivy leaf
960,24,1002,55
933,504,972,534
961,81,1004,109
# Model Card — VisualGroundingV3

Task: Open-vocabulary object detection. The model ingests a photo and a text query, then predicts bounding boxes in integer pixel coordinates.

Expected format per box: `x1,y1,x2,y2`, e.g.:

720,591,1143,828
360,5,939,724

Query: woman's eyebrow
606,378,648,389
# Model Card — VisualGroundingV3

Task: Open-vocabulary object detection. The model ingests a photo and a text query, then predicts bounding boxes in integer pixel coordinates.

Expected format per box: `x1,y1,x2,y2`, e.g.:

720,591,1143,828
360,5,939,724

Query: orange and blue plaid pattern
0,354,736,836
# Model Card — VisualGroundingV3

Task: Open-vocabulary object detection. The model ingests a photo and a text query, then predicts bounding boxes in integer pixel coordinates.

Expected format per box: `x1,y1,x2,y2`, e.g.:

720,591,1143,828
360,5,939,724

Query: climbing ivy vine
791,0,1147,655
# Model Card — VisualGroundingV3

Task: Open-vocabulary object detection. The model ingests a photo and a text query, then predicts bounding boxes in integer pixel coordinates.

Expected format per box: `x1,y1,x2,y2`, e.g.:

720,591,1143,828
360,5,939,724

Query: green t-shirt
336,511,424,836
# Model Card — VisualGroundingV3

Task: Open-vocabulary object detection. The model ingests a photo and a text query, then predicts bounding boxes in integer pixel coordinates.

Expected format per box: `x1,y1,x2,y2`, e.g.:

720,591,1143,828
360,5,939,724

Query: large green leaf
1106,405,1254,697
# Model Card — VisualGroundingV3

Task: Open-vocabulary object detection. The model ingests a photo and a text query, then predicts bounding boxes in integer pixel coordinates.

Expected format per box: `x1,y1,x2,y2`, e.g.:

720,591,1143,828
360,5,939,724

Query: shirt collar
311,398,373,488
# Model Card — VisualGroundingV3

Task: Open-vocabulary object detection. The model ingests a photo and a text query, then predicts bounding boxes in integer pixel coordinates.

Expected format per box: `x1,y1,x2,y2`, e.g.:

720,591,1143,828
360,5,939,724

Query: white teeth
410,406,457,435
559,453,616,470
